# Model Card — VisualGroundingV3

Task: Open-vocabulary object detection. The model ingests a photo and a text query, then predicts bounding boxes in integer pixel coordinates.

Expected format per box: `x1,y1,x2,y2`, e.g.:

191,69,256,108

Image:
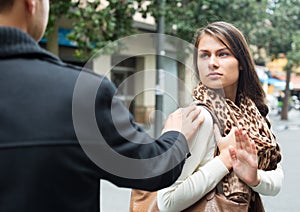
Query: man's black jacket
0,27,189,212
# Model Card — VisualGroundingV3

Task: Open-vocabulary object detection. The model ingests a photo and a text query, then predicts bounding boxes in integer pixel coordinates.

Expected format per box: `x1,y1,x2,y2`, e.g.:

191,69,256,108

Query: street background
100,109,300,212
261,109,300,212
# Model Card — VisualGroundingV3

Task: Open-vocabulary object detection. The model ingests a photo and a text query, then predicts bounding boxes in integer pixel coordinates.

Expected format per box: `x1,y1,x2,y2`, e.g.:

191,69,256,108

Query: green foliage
135,0,272,63
267,0,300,70
286,30,300,71
45,1,73,37
46,0,300,65
46,0,136,60
267,0,300,57
68,0,137,60
136,0,269,43
151,0,300,66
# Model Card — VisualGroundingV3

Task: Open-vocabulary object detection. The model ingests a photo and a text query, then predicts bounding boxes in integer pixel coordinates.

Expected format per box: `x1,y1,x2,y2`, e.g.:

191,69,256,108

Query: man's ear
25,0,36,15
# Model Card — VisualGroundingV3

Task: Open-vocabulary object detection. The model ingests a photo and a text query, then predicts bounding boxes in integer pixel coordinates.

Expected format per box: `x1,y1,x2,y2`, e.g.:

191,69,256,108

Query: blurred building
39,13,195,132
266,53,300,96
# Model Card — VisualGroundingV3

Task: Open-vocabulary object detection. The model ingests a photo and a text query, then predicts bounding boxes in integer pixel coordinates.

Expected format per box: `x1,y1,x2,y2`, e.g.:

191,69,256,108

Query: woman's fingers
250,140,257,159
235,128,243,150
229,145,237,161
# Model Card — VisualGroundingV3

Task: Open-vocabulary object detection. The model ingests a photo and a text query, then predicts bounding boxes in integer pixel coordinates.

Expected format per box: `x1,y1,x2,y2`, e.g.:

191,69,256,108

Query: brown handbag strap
197,104,220,157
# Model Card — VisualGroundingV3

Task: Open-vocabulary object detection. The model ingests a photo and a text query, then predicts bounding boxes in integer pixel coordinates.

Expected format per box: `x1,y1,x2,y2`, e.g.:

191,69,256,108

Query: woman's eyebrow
198,47,229,53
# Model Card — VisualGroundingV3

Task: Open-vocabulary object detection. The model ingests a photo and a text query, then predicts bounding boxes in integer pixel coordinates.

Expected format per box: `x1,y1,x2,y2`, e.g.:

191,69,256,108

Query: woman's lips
207,72,223,79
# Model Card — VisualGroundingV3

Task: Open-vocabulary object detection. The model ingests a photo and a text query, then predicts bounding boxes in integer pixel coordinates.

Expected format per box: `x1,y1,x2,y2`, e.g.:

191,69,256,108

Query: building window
111,57,136,115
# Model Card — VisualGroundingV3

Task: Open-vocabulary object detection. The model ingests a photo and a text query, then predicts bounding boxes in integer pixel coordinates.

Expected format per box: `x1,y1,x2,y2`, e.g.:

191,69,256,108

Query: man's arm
74,75,203,191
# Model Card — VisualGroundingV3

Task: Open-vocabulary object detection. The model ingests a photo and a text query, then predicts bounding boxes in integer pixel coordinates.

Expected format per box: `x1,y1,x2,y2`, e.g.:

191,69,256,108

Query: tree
45,1,73,55
280,30,300,119
286,31,300,69
46,0,300,66
266,0,300,119
266,0,300,58
46,0,137,60
136,0,270,62
67,0,137,60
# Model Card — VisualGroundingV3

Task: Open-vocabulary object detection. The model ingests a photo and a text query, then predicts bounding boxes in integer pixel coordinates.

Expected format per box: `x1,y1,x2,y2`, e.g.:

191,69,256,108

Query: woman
157,21,283,212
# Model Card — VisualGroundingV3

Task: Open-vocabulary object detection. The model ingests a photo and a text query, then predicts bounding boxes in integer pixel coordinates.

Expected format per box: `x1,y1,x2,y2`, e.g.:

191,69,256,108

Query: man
0,0,204,211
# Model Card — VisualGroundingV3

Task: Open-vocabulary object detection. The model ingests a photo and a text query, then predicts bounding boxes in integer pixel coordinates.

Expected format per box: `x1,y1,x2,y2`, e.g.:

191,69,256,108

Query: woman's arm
251,163,284,196
157,107,229,212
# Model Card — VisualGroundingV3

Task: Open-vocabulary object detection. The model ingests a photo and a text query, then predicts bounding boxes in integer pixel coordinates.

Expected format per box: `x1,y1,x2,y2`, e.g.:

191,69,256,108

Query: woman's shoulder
187,105,215,151
197,105,214,128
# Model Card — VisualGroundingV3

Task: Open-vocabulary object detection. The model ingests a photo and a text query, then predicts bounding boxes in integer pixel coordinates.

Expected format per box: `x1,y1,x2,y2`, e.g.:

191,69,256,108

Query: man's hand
163,105,204,142
229,128,260,187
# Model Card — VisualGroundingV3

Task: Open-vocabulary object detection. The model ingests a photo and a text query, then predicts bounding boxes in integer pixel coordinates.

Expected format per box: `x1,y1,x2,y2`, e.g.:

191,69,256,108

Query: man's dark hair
0,0,15,13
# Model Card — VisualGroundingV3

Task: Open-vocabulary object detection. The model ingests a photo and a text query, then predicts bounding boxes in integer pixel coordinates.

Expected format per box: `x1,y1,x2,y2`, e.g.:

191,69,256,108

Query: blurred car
266,94,278,113
291,95,300,110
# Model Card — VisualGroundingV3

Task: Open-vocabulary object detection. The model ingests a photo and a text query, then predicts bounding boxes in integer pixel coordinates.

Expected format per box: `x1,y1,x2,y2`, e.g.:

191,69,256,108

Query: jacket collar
0,27,60,62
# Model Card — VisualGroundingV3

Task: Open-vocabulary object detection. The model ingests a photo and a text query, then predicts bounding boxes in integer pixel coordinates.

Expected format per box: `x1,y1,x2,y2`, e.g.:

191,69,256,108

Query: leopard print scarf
193,82,281,206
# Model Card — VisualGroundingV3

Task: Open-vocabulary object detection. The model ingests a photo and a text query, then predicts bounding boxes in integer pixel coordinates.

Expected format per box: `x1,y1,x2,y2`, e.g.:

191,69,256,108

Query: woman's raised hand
229,128,260,187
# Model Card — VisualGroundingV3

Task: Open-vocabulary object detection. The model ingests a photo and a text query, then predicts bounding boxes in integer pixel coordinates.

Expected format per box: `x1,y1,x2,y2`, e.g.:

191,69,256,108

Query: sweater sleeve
157,107,229,212
251,163,284,196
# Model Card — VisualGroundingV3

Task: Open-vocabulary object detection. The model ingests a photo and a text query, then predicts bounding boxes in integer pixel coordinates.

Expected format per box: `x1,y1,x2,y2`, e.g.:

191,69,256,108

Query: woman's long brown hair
193,21,269,120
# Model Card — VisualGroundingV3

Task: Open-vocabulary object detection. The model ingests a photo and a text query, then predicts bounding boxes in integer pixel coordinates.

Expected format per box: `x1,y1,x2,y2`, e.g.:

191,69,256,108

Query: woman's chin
202,82,223,90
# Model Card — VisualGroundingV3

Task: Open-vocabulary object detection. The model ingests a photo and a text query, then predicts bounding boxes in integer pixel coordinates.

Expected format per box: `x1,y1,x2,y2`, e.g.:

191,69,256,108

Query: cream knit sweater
157,107,284,212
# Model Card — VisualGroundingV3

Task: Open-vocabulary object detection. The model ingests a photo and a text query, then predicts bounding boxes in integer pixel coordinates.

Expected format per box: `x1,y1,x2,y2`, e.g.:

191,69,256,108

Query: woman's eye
199,53,209,58
219,52,230,57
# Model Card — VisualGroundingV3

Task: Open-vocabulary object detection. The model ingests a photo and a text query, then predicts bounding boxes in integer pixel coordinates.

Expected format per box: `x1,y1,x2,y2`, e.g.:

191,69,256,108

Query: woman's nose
208,55,219,69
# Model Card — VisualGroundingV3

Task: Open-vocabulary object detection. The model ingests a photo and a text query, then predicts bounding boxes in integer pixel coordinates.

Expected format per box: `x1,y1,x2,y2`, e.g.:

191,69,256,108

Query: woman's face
197,34,240,98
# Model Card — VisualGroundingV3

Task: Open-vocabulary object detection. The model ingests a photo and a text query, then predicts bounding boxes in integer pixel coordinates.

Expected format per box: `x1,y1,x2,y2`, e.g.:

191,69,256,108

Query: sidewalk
269,109,300,132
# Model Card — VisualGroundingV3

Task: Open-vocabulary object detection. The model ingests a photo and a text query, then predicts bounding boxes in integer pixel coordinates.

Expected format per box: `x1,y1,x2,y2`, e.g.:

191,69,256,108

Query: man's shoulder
44,58,108,82
58,62,116,92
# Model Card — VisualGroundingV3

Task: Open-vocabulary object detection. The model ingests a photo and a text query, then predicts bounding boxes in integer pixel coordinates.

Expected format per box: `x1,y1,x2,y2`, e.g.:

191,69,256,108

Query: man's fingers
188,107,204,131
166,105,204,142
192,107,202,122
198,112,205,124
193,112,205,128
183,105,202,121
181,105,194,116
184,105,197,116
